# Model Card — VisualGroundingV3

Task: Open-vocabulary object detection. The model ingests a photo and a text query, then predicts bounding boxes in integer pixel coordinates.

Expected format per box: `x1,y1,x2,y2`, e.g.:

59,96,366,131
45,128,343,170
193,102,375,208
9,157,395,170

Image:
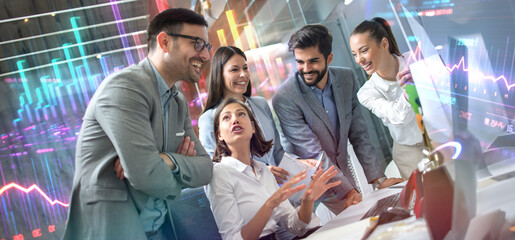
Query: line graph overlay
445,56,514,91
406,42,514,91
0,183,69,207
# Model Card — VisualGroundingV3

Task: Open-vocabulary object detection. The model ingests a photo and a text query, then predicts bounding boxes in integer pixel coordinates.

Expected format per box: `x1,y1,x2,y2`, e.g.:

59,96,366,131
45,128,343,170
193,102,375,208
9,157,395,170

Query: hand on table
378,177,405,189
344,189,362,209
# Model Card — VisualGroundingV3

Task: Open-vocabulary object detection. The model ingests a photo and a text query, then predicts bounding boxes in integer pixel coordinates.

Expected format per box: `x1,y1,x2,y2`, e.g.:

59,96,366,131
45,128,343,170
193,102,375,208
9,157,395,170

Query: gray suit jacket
63,58,213,240
272,67,383,198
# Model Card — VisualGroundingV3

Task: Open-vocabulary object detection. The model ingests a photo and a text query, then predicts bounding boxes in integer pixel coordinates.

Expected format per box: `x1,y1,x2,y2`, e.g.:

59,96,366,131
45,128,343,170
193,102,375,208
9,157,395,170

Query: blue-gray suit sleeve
167,97,213,188
198,109,216,158
272,92,354,196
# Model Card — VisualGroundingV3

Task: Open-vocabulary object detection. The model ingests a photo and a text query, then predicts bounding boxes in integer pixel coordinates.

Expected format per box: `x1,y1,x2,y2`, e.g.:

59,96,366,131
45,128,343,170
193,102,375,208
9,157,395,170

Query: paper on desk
278,153,316,202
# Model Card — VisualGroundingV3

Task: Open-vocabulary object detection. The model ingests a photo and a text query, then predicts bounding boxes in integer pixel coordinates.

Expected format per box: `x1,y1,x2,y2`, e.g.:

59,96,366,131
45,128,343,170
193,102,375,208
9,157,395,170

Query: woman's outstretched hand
266,170,307,208
302,166,341,203
397,67,413,87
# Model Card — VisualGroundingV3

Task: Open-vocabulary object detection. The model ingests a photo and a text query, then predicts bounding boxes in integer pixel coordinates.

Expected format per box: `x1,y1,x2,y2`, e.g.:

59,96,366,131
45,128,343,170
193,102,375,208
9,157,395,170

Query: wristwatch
373,177,387,190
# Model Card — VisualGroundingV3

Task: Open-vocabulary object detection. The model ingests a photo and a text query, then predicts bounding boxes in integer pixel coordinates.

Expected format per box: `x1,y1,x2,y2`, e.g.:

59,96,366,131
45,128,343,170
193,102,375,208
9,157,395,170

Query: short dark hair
212,98,273,162
203,46,252,113
351,17,401,56
288,24,333,59
147,8,208,52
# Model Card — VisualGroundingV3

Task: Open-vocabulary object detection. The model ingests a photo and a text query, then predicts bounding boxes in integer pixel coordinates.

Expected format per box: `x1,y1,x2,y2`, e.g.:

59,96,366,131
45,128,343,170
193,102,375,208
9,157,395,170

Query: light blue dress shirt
138,62,180,233
310,76,340,142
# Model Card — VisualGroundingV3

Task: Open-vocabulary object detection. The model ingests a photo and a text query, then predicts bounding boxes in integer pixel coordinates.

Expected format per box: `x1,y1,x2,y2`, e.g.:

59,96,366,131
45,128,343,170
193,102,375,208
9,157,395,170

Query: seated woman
199,46,293,185
206,97,341,240
349,17,424,178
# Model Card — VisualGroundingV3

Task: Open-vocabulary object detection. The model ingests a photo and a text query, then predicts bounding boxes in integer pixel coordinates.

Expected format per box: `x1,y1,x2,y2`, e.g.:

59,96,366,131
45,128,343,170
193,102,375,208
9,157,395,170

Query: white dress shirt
357,54,423,146
206,156,320,239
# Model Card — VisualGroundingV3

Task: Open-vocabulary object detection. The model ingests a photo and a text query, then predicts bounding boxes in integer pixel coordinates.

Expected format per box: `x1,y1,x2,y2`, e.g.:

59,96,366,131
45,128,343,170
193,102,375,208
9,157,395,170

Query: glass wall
0,0,513,239
0,1,149,239
204,0,395,170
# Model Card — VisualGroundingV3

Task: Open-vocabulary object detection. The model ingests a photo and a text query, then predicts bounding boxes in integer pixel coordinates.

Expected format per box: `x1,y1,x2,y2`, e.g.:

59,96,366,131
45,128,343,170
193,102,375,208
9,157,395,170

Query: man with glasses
63,8,213,240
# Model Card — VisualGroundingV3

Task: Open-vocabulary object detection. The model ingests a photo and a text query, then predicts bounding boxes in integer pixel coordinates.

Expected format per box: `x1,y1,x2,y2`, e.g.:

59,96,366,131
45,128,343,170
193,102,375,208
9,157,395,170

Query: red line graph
406,42,514,91
0,182,69,207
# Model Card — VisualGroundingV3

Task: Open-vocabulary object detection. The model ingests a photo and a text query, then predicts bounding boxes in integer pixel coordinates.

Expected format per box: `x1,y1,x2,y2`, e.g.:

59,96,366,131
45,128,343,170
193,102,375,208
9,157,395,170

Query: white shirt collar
220,156,262,174
370,55,406,92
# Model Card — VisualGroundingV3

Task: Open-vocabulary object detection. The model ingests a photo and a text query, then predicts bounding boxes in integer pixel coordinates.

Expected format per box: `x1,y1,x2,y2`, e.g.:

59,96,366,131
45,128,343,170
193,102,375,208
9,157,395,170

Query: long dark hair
212,98,273,162
351,17,401,56
203,46,252,113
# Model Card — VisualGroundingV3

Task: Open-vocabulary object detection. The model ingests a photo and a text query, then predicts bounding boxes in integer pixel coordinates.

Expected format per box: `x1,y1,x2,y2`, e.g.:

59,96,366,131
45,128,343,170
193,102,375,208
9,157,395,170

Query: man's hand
114,154,175,180
176,136,197,156
377,177,405,189
113,137,199,180
114,157,124,180
268,166,289,184
343,189,362,209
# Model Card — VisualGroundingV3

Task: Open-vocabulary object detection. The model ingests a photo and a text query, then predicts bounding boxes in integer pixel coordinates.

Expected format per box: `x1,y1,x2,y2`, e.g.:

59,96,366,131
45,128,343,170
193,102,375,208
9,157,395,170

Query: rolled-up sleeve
277,202,320,236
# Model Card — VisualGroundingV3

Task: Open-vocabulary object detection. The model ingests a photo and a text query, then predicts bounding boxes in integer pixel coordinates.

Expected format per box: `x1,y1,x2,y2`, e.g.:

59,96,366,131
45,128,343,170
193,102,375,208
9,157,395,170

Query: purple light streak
110,0,134,65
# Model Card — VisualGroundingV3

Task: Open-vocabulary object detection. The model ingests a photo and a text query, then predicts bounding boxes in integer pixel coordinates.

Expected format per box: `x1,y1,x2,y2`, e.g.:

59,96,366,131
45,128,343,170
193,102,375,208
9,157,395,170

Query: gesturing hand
302,166,341,203
266,170,307,209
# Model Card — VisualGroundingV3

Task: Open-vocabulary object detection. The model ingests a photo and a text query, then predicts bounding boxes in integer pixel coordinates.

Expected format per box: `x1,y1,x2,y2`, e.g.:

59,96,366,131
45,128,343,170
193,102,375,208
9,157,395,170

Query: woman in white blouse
349,17,424,178
206,97,340,240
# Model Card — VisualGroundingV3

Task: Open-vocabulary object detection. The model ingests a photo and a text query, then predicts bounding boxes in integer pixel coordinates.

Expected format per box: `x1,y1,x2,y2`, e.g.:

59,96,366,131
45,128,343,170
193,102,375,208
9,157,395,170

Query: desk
306,188,404,239
307,164,515,240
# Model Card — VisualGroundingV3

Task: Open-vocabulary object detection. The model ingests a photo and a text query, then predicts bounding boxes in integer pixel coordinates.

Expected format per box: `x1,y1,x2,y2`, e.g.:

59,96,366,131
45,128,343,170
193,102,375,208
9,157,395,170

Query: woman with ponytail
349,17,424,178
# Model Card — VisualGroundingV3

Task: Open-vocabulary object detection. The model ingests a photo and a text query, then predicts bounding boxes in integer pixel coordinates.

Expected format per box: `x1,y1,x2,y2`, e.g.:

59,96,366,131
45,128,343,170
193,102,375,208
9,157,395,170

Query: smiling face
349,32,389,75
165,23,210,83
293,46,333,89
222,54,250,99
217,102,255,147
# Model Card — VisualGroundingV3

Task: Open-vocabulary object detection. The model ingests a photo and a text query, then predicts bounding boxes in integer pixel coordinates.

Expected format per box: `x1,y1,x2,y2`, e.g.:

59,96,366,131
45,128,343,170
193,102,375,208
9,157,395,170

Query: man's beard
300,65,328,87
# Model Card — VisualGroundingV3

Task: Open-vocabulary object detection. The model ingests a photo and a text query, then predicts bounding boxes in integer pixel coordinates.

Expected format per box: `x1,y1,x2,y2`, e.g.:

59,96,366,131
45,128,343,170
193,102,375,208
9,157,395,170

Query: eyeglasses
166,33,212,52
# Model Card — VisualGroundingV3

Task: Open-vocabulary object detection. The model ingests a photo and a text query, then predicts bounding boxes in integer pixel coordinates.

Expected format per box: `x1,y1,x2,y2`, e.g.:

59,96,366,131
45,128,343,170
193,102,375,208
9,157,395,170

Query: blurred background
0,0,513,239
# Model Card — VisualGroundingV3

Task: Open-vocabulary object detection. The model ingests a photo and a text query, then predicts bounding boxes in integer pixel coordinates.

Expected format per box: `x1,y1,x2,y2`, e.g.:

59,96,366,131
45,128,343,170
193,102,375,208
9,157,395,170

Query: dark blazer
63,58,213,240
272,66,383,197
